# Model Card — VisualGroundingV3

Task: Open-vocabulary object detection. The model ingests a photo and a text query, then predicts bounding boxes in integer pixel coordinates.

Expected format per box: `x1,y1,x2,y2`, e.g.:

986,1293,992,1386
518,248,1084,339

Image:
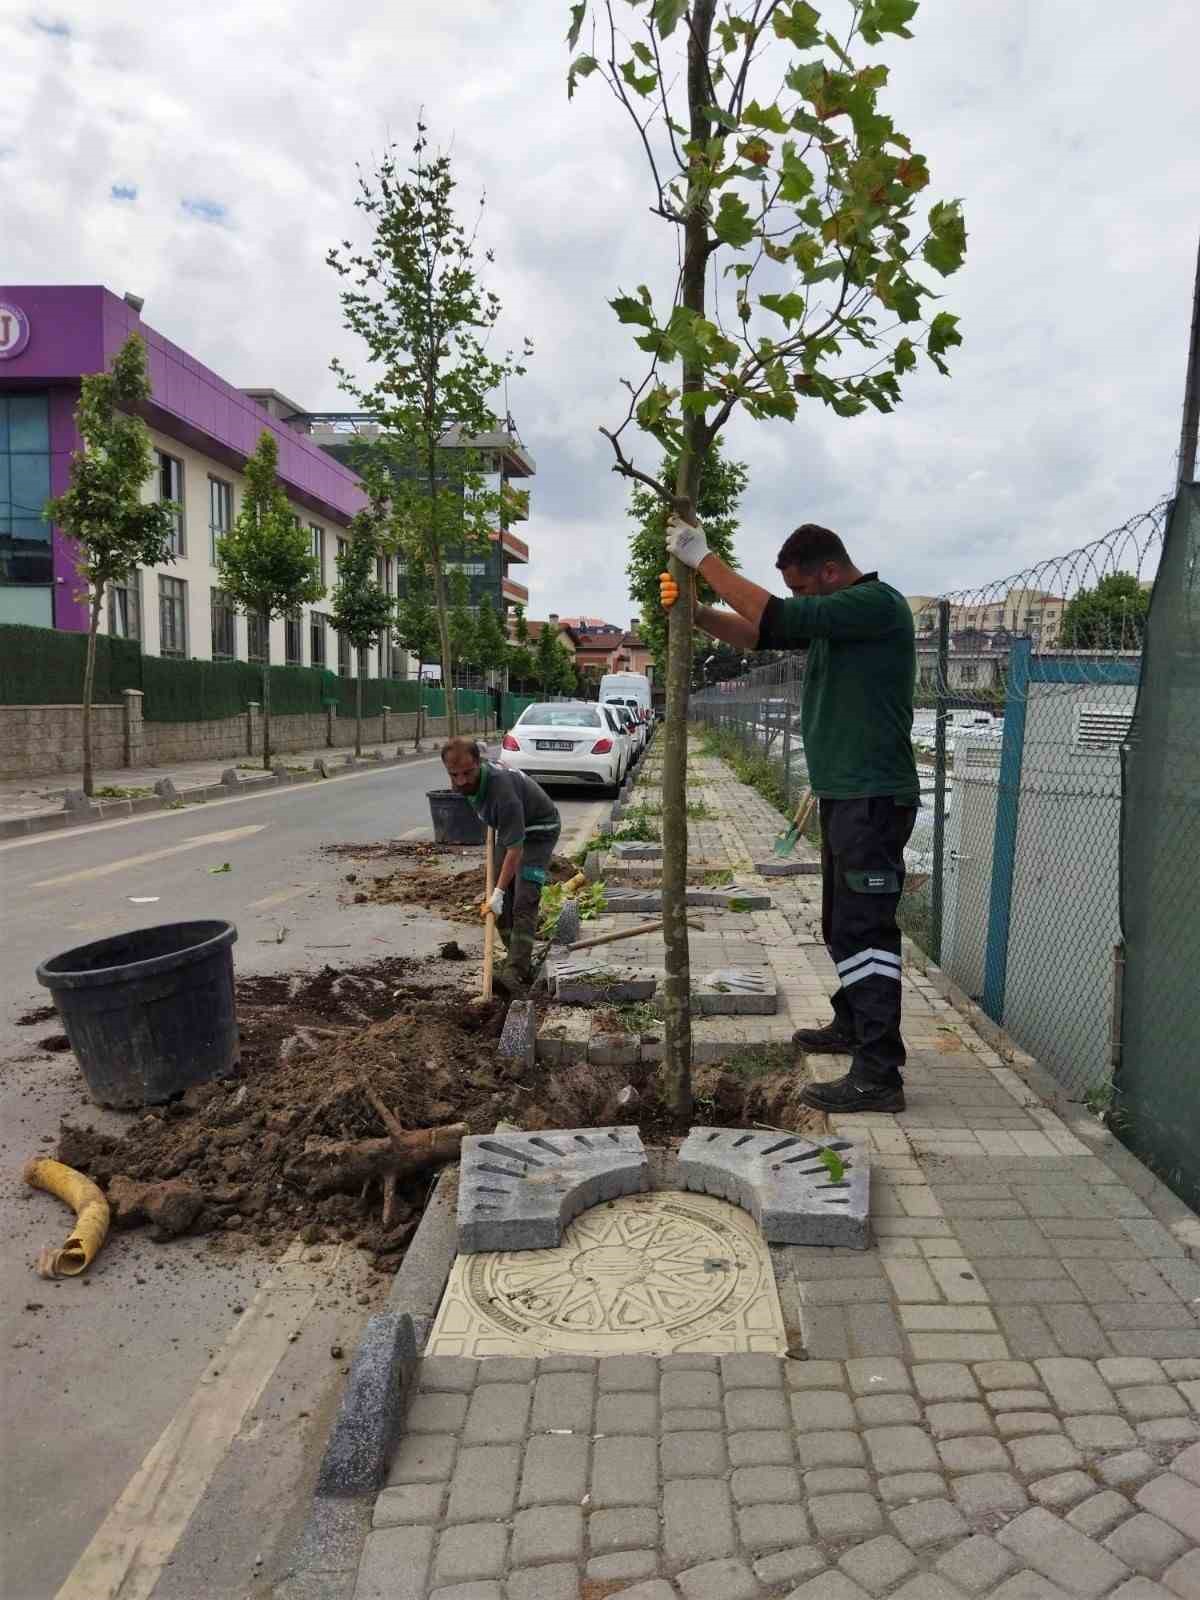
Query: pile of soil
49,955,825,1269
340,851,580,923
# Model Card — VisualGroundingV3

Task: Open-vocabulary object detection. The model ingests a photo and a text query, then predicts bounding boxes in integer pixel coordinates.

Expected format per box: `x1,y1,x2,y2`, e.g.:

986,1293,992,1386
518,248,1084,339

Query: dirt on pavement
328,843,581,923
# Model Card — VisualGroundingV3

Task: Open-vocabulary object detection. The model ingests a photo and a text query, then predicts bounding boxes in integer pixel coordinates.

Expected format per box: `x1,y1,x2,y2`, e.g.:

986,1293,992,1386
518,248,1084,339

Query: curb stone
315,1311,419,1498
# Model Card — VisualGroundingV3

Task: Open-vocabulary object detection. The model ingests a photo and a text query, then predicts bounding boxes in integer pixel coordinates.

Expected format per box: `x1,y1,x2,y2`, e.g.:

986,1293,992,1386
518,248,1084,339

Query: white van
600,672,653,748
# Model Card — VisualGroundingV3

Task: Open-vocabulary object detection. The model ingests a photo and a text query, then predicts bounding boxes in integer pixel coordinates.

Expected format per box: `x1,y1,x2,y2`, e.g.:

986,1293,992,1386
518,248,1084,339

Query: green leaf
758,291,807,327
926,310,962,375
779,141,814,202
680,389,724,415
713,191,756,248
567,52,599,98
630,39,653,66
893,336,917,373
741,98,790,135
620,57,658,96
610,292,656,328
816,1146,846,1183
567,0,588,49
859,0,919,44
772,1,821,49
923,199,967,275
652,0,687,37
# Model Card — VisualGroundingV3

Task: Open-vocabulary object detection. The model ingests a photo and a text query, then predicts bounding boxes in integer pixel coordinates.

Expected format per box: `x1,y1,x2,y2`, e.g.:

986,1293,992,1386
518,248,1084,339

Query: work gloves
665,513,710,570
481,885,506,920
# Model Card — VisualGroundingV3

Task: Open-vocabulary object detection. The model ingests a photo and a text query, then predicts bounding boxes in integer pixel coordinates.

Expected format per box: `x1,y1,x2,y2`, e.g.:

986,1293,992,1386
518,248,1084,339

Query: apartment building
0,284,375,675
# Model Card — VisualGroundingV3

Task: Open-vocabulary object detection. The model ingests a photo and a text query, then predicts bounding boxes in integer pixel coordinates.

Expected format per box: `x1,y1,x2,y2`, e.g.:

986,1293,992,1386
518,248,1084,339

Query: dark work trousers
820,796,918,1087
491,828,561,980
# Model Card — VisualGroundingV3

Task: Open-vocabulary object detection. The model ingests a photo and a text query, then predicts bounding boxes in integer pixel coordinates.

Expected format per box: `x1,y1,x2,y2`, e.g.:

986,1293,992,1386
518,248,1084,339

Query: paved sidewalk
346,745,1200,1599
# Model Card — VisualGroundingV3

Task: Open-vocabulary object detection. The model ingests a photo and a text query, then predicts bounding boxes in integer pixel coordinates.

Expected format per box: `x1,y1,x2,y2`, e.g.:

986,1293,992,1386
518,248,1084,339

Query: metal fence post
931,598,950,962
781,713,792,808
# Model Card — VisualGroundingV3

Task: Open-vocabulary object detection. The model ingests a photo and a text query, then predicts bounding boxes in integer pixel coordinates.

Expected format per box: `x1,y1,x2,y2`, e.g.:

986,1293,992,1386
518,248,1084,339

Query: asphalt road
0,761,606,1600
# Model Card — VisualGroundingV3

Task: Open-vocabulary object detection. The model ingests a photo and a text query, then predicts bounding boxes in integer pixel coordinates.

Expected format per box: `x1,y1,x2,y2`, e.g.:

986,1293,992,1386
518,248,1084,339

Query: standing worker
440,737,561,996
661,517,918,1114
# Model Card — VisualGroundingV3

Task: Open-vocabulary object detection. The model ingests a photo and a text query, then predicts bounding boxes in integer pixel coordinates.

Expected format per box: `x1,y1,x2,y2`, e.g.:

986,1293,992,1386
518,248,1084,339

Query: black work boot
801,1073,905,1114
492,961,531,999
792,1021,855,1054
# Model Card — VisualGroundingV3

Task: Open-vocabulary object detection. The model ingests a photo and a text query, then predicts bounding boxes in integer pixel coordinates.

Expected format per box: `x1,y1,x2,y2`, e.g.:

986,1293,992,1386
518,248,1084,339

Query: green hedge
141,658,333,723
0,624,142,705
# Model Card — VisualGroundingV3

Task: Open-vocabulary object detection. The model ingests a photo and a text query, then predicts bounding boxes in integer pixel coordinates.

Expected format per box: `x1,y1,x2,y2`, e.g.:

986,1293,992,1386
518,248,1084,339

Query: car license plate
536,739,575,751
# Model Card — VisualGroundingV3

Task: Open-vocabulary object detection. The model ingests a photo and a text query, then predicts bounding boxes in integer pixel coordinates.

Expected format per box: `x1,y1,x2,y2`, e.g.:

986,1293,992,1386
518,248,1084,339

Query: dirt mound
350,852,580,922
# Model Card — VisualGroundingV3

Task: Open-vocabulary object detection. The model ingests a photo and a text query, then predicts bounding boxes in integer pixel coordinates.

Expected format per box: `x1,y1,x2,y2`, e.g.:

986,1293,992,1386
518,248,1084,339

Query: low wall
0,695,494,780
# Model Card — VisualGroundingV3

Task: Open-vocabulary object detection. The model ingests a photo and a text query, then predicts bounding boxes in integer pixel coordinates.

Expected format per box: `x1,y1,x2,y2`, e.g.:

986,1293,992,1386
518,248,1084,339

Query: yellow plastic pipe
23,1157,111,1278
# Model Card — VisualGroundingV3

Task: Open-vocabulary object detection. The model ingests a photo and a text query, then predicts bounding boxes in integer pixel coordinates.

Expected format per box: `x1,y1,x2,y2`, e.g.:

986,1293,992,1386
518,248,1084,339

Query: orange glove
659,571,679,610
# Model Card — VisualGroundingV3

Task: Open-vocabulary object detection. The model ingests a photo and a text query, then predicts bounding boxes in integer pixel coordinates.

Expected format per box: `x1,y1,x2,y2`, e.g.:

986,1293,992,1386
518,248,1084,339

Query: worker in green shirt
662,516,918,1114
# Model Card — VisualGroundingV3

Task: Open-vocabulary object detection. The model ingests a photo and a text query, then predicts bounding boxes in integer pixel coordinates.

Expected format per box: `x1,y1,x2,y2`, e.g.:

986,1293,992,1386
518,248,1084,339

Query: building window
310,611,327,667
959,662,978,685
285,610,303,666
310,525,325,587
159,575,188,657
338,630,351,677
0,391,52,587
211,588,236,660
154,450,185,557
109,571,142,641
208,477,232,565
247,609,269,663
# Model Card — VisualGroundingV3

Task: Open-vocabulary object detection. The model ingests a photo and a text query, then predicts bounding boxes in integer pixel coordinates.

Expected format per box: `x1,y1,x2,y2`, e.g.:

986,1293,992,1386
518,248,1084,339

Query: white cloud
1,0,1195,623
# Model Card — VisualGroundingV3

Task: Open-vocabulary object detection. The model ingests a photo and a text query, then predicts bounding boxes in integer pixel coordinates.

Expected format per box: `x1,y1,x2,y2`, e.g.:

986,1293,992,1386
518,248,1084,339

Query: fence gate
1118,485,1200,1211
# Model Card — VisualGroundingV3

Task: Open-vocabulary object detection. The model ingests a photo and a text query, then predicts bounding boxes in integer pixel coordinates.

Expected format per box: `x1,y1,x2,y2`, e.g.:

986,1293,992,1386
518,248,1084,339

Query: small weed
685,800,714,821
615,998,664,1033
703,868,734,888
817,1147,847,1182
94,785,153,799
728,897,753,913
722,1043,791,1079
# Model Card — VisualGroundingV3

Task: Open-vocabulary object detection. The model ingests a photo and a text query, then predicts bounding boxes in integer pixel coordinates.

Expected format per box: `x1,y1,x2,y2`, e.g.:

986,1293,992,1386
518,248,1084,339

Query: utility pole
1177,231,1200,489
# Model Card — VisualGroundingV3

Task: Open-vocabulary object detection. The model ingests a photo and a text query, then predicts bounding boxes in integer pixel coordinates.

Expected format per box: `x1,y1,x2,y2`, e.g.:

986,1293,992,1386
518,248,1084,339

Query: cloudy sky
2,1,1196,622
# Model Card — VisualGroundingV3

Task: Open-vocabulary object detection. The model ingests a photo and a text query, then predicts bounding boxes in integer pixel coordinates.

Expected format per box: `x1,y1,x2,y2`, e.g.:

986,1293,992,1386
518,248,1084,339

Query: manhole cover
426,1190,786,1358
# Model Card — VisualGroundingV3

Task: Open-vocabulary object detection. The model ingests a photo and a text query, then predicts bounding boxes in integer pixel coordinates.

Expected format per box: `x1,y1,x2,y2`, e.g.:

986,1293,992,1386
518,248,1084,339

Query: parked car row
498,698,654,797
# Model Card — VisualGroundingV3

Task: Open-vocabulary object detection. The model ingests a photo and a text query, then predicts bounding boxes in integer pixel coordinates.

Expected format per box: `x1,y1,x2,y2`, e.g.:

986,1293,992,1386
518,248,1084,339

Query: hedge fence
0,624,534,727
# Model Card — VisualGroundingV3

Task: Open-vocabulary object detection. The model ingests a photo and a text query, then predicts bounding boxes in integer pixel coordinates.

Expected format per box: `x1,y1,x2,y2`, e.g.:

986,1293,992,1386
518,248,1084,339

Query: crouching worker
440,737,562,996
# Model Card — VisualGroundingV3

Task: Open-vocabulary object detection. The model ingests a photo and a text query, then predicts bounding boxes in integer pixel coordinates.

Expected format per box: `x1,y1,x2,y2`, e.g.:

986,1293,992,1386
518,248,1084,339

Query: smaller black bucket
427,789,486,845
36,920,239,1108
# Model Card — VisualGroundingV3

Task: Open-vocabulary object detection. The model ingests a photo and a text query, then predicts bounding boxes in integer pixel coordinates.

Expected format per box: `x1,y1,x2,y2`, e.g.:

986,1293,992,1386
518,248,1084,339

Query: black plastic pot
36,920,239,1108
427,789,486,845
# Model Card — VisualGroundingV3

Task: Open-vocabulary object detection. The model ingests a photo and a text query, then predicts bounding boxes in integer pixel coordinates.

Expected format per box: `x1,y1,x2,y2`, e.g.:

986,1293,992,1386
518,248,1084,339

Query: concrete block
497,1001,536,1073
457,1127,649,1253
314,1311,418,1497
583,850,604,882
153,777,179,801
679,1127,870,1249
220,767,241,787
550,958,657,1005
611,840,663,861
314,758,333,778
693,968,777,1017
62,788,98,819
755,857,821,876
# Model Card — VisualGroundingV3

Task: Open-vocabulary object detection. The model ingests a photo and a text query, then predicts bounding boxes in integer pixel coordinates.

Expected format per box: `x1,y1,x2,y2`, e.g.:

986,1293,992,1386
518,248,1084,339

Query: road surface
0,759,605,1600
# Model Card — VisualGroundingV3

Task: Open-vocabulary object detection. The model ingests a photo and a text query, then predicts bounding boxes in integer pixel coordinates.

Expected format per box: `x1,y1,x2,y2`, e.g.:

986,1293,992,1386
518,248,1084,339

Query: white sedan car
500,702,626,795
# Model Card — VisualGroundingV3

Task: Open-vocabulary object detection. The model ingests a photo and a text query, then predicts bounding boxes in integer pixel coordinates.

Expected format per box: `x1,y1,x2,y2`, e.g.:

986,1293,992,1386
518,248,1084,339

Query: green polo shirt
756,573,918,803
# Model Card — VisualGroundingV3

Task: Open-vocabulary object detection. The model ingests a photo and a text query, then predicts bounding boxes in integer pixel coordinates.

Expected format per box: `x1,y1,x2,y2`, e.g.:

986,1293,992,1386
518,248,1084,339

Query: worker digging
662,514,919,1114
439,735,562,998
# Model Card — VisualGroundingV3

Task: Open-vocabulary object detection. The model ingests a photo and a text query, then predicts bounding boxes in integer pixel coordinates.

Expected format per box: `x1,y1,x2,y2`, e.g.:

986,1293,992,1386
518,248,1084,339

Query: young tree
329,120,530,737
329,505,397,756
46,334,177,796
628,441,747,681
568,0,967,1117
474,594,510,680
217,431,323,769
1060,572,1150,651
508,641,536,692
512,604,531,650
395,557,439,747
447,568,477,690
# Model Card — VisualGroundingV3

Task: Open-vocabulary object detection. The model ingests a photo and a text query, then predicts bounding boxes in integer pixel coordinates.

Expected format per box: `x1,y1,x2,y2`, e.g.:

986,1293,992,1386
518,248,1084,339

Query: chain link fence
692,500,1173,1106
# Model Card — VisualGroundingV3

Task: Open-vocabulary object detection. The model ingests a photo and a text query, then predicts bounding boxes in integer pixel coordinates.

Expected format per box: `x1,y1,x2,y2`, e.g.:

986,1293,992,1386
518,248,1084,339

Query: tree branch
599,426,674,504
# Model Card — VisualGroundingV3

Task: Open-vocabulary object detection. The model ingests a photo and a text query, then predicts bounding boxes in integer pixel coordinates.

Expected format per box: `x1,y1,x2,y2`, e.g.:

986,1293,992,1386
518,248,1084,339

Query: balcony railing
501,576,530,606
491,529,529,564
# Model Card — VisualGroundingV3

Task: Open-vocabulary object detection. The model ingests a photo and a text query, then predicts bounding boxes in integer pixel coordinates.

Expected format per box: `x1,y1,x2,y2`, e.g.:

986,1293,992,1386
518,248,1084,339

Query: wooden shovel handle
482,827,497,1001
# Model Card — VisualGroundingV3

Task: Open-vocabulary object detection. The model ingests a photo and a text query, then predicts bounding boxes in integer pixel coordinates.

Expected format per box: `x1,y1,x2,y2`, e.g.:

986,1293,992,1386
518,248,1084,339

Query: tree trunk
355,649,364,757
284,1121,466,1195
658,0,716,1125
414,663,423,750
261,625,272,770
81,591,103,798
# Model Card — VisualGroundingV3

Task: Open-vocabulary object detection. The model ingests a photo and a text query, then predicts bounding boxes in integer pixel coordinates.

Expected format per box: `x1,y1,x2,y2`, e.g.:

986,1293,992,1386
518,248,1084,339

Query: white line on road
52,1239,332,1600
31,824,267,889
247,883,314,911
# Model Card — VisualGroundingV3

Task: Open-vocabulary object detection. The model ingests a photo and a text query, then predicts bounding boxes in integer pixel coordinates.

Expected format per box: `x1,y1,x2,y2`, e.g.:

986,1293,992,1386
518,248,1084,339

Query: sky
2,1,1196,625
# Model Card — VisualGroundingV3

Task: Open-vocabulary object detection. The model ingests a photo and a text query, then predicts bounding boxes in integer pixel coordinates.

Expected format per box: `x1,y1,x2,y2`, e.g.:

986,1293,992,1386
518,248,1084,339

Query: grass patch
703,868,734,888
571,812,661,864
95,785,153,799
698,726,790,814
614,998,665,1033
721,1042,792,1079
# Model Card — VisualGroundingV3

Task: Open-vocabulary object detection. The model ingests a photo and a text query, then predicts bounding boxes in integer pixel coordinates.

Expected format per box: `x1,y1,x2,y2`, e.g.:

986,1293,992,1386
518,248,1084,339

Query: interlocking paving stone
791,1389,858,1431
1068,1490,1136,1538
585,1550,659,1582
587,1508,659,1554
795,1429,867,1468
845,1358,914,1395
1098,1450,1161,1488
878,1471,949,1504
662,1479,736,1568
679,1126,870,1248
1066,1414,1140,1452
888,1497,969,1549
952,1472,1031,1516
1010,1433,1085,1477
809,1492,885,1540
753,1544,828,1586
504,1568,577,1600
728,1429,795,1467
676,1556,761,1600
935,1534,1019,1594
1029,1471,1101,1510
433,1523,509,1586
387,1432,458,1486
738,1501,812,1551
509,1507,583,1568
372,1485,445,1528
457,1127,649,1252
927,1401,995,1439
865,1425,940,1474
730,1464,801,1504
1105,1513,1191,1576
1161,1549,1200,1597
938,1435,1013,1473
915,1363,982,1401
661,1431,728,1478
519,1435,589,1508
997,1507,1133,1597
1136,1474,1200,1543
591,1436,658,1508
838,1534,917,1593
445,1445,521,1523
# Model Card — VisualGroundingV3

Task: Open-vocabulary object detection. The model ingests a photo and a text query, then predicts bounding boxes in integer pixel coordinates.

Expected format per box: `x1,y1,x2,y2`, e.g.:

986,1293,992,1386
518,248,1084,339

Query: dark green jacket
465,762,560,851
756,574,918,803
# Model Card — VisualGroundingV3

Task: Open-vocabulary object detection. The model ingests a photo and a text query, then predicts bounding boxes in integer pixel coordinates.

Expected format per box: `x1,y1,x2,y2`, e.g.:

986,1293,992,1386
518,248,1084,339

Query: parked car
607,701,644,755
597,703,634,779
500,702,626,795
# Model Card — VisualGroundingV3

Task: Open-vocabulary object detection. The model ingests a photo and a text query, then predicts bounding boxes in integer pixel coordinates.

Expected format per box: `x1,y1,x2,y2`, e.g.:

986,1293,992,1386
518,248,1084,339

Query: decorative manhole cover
426,1190,786,1358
